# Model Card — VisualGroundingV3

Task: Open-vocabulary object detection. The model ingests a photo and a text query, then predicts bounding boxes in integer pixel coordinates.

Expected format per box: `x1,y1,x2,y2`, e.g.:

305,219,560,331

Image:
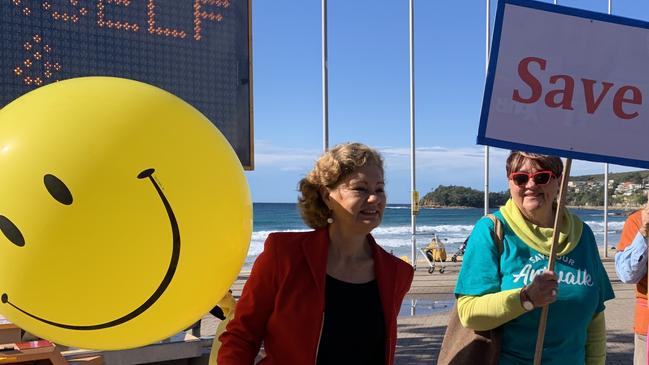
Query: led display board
1,0,253,168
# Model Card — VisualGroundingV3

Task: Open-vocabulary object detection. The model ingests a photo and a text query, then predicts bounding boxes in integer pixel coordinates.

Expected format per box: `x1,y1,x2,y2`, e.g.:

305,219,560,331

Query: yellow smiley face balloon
0,77,252,350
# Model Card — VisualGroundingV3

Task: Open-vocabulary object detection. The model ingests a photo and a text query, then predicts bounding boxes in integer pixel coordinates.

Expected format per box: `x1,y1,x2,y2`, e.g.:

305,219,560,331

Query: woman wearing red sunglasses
452,151,614,365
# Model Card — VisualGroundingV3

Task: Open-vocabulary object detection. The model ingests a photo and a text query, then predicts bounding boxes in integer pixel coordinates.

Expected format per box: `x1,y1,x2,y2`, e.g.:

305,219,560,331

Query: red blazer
218,228,414,365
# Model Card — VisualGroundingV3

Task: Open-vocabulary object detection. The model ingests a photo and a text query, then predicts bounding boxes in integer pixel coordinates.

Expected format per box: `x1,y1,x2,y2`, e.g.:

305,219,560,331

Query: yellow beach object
0,77,252,350
208,292,237,365
425,236,447,262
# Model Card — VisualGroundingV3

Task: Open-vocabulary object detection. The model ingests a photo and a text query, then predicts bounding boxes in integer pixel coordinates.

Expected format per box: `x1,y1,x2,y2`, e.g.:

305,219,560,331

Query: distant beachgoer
217,142,414,365
614,193,649,365
454,151,614,364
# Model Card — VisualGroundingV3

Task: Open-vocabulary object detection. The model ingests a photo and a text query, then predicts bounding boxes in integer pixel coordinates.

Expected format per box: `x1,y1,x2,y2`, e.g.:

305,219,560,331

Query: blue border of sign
476,0,649,169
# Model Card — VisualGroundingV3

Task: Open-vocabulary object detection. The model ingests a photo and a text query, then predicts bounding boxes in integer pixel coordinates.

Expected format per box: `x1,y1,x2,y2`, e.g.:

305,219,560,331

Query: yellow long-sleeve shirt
457,290,606,365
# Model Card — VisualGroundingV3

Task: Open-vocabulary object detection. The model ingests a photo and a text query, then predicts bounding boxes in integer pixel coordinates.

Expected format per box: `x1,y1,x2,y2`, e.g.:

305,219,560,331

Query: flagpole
484,0,490,215
409,0,418,268
603,0,612,258
604,163,609,257
321,0,329,151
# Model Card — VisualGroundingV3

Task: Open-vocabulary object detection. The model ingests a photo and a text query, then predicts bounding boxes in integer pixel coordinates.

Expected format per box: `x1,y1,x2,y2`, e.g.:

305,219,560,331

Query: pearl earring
327,217,334,224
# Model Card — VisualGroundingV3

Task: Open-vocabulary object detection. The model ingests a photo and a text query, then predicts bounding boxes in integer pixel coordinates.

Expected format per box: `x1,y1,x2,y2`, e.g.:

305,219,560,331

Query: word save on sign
477,0,649,169
512,56,642,120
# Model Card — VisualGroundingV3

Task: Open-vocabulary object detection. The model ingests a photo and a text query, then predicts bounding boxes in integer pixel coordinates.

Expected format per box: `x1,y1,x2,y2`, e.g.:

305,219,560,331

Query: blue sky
245,0,649,203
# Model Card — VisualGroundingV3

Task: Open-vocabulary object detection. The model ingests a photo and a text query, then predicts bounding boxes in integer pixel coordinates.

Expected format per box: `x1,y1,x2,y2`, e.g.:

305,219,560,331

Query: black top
316,274,386,365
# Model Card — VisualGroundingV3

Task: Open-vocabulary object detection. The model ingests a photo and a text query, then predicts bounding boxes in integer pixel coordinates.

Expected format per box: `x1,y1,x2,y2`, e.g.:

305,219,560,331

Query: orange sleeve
617,210,642,252
616,210,649,334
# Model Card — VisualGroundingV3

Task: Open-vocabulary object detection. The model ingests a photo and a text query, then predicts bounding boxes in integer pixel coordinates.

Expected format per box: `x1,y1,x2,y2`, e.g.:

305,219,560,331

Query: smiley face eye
0,215,25,247
44,174,73,205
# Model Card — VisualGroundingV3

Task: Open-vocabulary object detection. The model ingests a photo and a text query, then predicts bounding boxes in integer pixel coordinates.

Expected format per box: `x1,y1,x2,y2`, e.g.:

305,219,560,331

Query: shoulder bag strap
485,213,503,255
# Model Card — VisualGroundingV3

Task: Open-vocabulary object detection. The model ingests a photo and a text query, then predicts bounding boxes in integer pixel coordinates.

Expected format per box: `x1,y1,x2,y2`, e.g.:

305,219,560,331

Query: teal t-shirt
455,211,615,365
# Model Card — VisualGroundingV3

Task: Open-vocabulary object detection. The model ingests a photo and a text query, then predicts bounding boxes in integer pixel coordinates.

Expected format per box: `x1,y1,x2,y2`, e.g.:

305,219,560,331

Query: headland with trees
420,170,649,209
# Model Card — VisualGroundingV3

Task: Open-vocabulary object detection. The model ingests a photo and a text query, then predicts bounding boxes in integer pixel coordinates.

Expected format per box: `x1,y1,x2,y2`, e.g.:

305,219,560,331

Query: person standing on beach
614,193,649,365
217,142,414,365
451,151,614,365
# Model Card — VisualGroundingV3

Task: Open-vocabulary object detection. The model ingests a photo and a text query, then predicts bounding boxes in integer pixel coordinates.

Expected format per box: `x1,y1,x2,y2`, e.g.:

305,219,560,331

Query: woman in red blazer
218,142,414,365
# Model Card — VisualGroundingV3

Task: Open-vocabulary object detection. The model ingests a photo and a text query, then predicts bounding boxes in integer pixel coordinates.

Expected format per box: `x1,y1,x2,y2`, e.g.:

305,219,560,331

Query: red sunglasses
509,170,556,186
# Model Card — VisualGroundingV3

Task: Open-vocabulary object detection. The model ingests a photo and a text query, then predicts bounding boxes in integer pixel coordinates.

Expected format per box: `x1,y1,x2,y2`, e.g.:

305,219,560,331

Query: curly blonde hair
298,142,384,228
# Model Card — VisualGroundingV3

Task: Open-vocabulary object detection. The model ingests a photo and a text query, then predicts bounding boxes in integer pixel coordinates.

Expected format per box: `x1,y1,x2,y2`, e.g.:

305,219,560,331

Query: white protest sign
477,0,649,168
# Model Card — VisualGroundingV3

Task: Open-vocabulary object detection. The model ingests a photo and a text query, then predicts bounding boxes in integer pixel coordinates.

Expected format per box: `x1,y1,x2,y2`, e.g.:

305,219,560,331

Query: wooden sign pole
533,158,572,365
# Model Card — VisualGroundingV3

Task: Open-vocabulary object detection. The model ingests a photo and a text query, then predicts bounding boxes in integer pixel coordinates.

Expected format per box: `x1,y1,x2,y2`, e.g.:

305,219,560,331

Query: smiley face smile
0,168,180,330
0,77,252,350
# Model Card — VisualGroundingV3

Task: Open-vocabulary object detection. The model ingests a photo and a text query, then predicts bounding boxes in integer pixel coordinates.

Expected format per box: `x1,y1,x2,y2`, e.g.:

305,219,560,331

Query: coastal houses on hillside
567,171,649,207
614,181,648,196
421,171,649,208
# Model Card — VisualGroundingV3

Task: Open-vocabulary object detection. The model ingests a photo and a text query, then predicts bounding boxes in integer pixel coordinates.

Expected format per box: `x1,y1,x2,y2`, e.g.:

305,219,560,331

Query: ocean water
245,203,627,265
